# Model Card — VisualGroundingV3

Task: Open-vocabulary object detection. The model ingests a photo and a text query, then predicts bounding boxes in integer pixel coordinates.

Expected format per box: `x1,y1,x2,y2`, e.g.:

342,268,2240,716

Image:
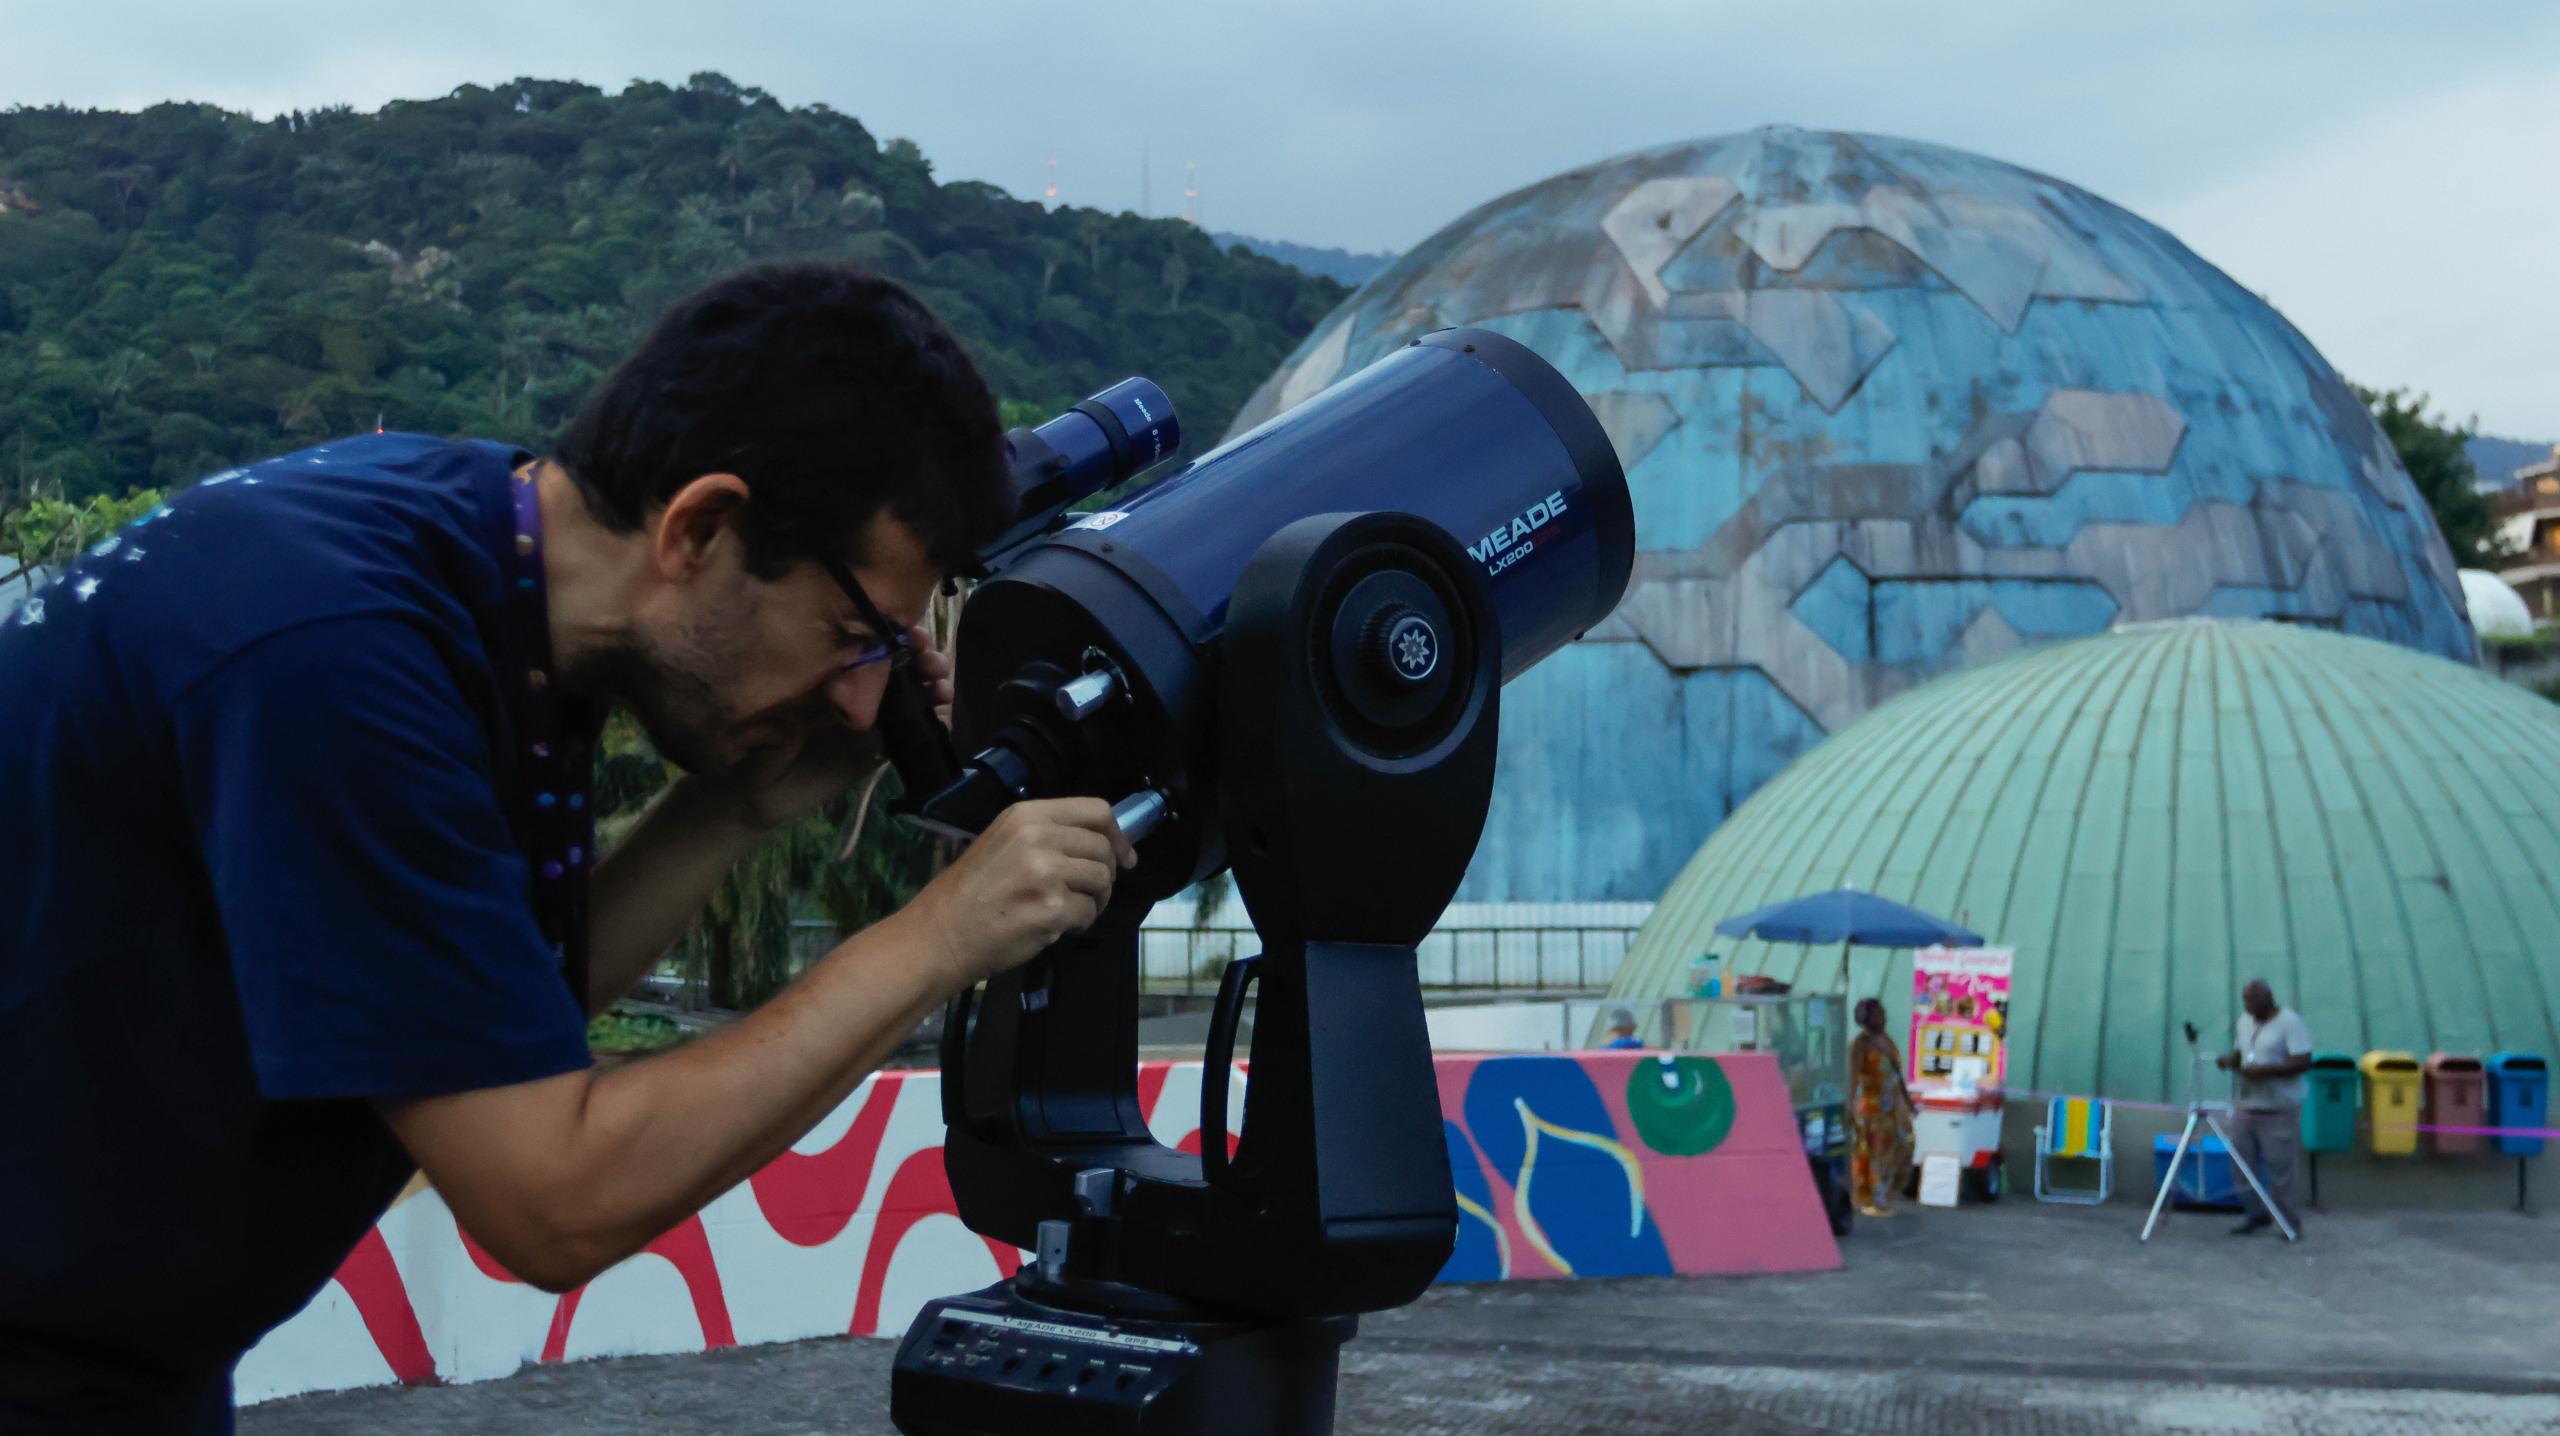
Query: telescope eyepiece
1071,377,1178,475
983,378,1181,562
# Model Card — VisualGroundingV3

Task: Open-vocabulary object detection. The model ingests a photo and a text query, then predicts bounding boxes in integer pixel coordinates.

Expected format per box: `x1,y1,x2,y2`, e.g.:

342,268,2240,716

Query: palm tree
1036,237,1076,301
678,798,932,1010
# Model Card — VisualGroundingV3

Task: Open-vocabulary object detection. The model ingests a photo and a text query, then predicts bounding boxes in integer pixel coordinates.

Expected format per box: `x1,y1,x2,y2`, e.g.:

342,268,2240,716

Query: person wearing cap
1602,1007,1644,1049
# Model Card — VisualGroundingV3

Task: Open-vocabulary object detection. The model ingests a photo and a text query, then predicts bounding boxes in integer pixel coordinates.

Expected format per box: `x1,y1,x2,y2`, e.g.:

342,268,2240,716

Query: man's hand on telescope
904,797,1137,985
719,622,956,836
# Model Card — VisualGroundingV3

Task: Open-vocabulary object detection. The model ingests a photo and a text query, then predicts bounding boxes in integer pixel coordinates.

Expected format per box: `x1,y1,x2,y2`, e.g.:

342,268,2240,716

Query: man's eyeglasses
817,555,918,675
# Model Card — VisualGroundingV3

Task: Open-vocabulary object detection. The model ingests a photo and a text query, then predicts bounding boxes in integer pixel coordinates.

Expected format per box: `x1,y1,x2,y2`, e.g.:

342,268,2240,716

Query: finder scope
981,377,1180,558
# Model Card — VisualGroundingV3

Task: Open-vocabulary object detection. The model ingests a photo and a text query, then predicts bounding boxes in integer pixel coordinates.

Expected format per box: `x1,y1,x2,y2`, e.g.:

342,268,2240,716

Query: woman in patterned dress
1848,997,1915,1216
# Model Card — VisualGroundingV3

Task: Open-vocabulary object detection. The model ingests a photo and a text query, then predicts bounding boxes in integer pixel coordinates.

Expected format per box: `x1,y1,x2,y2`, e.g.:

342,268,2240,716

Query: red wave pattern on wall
329,1227,438,1385
523,1215,737,1363
286,1056,1827,1398
454,1214,737,1363
848,1146,1020,1337
749,1071,909,1246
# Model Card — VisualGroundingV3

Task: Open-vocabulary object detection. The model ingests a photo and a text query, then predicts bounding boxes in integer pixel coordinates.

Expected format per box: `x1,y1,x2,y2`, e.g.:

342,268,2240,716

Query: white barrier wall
239,1049,1841,1407
237,1061,1243,1405
1424,1001,1576,1052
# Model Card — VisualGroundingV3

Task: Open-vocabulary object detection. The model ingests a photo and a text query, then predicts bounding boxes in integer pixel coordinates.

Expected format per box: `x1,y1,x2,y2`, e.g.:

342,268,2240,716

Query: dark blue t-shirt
0,435,595,1430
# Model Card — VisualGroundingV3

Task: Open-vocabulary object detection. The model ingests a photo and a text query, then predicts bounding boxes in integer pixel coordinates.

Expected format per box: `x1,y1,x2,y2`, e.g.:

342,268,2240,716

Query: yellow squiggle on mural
1509,1096,1649,1277
1451,1189,1512,1279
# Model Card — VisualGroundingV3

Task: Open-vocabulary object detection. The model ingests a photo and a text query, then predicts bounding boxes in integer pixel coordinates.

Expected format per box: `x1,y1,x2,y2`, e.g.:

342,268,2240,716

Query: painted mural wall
238,1053,1832,1406
1437,1050,1838,1282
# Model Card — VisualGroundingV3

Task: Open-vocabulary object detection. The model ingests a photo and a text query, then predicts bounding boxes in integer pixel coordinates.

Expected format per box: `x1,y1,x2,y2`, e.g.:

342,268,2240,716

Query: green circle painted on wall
1624,1055,1736,1156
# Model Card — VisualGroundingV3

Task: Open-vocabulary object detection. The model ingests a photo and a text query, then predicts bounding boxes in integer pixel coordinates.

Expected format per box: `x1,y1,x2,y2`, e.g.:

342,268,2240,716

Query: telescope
880,328,1633,1436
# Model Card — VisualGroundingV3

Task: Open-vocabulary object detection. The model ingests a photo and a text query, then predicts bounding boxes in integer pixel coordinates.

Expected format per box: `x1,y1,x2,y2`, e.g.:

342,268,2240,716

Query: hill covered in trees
1210,232,1397,287
0,73,1346,500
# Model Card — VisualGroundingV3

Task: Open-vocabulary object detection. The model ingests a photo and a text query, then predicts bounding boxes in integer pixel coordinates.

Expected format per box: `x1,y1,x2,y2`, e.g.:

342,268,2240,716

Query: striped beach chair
2034,1096,2113,1204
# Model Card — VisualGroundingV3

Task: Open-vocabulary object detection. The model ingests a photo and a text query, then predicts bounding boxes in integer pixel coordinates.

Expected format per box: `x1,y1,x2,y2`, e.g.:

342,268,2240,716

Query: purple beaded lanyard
507,466,598,1004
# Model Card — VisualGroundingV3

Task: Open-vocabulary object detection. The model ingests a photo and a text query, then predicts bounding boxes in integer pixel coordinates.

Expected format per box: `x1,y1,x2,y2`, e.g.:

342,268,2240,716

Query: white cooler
1913,1085,2004,1194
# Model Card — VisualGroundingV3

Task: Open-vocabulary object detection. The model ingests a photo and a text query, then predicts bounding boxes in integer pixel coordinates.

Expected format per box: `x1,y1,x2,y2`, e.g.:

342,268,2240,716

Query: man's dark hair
557,262,1010,576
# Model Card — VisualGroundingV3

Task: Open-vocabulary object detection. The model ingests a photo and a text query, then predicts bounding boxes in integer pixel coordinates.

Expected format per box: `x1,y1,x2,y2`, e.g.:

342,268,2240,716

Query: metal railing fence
1137,924,1643,996
775,920,1641,996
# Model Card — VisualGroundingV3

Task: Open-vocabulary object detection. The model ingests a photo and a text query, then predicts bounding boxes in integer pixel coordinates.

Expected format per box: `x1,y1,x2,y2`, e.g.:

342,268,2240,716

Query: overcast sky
6,1,2555,437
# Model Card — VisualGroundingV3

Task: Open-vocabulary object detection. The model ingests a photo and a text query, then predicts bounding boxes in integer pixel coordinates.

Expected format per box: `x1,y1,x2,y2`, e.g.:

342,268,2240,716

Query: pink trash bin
2424,1053,2487,1155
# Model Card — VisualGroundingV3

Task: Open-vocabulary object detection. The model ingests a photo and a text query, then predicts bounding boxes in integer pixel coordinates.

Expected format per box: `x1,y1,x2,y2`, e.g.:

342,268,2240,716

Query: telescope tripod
2140,1024,2297,1243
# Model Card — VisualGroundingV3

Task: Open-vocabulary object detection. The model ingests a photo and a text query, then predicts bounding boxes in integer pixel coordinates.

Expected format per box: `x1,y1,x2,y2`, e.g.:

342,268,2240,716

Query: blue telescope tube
1040,329,1630,680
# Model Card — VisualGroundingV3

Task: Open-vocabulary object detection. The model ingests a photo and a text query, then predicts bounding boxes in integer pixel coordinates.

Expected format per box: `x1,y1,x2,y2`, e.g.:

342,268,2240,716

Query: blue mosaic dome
1227,126,2474,902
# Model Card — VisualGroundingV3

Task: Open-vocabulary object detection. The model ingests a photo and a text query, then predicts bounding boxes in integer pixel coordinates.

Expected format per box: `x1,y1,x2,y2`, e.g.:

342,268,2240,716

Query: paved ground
243,1198,2560,1434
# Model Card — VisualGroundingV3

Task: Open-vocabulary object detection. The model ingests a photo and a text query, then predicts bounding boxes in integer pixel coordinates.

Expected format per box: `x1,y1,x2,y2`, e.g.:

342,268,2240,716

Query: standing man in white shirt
2216,978,2313,1235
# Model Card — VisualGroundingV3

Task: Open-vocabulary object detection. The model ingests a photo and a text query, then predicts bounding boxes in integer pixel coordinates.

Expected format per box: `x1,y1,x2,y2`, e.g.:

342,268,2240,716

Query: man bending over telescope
0,262,1132,1434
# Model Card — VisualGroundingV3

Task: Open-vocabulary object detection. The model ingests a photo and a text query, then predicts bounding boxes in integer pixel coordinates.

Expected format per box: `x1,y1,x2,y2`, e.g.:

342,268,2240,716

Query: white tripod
2141,1022,2298,1242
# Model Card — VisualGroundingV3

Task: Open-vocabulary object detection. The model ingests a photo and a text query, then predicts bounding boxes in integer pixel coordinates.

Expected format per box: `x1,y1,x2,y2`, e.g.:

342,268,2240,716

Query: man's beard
572,623,745,777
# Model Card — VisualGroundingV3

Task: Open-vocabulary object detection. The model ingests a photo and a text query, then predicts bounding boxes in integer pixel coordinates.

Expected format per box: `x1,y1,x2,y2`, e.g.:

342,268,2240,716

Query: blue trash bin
2153,1133,2240,1208
2487,1053,2548,1157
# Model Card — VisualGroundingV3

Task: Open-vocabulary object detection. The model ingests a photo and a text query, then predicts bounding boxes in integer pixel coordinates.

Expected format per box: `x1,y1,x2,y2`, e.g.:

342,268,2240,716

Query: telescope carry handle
1199,955,1259,1192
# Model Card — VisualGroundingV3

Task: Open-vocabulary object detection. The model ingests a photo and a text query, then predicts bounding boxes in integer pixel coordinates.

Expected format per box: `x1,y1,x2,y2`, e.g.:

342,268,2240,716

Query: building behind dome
1232,127,2474,903
1606,620,2560,1104
2461,568,2535,640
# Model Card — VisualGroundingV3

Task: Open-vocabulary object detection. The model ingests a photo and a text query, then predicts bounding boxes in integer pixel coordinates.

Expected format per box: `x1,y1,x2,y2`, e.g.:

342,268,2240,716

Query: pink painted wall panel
1429,1051,1838,1282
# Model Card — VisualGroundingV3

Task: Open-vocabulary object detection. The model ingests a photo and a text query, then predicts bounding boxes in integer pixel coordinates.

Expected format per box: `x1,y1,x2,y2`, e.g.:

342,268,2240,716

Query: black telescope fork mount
890,513,1500,1436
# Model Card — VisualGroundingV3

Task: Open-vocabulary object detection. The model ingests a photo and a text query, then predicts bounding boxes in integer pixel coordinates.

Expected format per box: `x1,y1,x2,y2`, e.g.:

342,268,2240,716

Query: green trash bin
2302,1054,2360,1153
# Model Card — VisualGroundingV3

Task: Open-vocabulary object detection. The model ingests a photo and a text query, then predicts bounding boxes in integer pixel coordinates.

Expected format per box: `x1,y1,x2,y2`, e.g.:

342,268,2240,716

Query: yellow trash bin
2361,1051,2423,1155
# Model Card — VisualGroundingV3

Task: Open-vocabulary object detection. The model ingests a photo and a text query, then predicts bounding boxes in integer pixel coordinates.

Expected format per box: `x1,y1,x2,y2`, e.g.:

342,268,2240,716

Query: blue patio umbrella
1713,888,1981,949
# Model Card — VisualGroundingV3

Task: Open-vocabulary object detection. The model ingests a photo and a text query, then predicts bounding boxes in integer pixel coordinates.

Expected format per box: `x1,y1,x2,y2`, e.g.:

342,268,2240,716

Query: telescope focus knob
1321,563,1469,754
1359,604,1441,686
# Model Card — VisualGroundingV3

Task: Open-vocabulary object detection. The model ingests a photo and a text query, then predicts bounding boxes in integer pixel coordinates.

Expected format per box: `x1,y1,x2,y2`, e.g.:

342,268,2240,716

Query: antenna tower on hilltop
1044,154,1058,204
1183,163,1199,226
1140,144,1150,216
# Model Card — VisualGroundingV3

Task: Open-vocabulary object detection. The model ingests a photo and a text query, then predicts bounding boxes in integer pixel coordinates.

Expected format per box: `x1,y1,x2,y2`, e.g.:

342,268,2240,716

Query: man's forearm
392,902,961,1291
583,774,774,1015
391,796,1128,1293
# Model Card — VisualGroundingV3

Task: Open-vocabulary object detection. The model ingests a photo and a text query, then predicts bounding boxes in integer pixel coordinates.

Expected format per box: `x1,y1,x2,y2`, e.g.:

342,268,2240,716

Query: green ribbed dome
1611,621,2560,1103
